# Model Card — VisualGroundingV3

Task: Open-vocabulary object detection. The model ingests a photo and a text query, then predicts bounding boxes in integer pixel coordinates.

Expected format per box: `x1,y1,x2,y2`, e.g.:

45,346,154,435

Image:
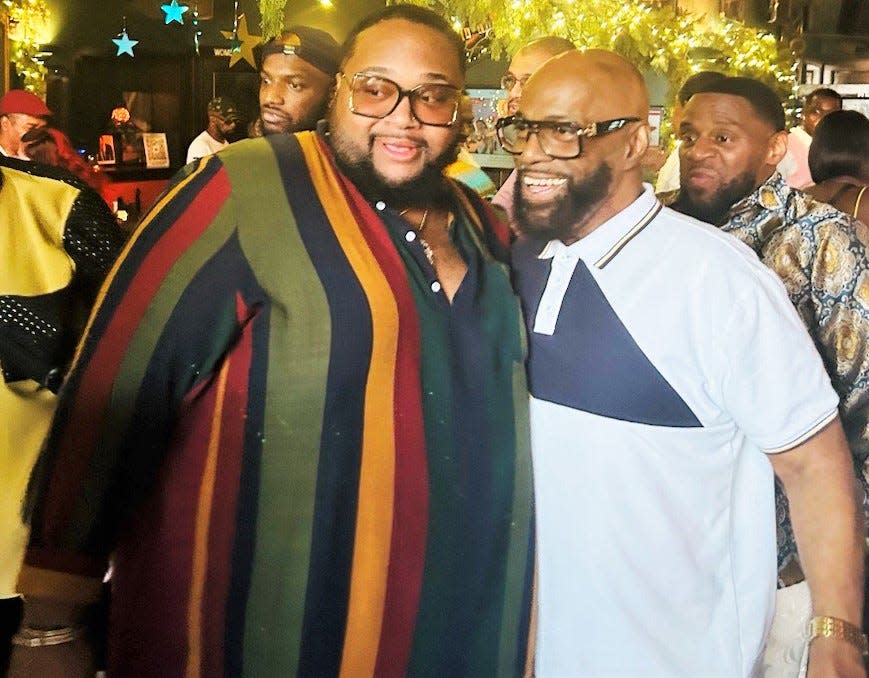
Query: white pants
759,581,811,678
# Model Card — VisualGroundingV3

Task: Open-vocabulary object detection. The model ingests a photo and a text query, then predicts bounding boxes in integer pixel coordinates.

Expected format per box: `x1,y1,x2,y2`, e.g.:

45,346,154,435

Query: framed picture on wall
143,132,170,168
97,134,116,165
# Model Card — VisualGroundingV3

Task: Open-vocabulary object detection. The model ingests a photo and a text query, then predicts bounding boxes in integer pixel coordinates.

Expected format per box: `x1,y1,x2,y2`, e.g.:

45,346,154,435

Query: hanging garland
259,0,286,41
2,0,50,96
399,0,797,145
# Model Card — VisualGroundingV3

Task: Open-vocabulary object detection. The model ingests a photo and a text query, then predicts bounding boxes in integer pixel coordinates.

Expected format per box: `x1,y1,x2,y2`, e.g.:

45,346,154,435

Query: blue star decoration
113,30,139,57
161,0,190,25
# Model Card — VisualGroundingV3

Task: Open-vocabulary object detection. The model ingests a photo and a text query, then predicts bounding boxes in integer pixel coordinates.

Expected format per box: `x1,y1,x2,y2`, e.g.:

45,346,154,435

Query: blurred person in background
806,109,869,225
186,96,241,163
0,155,123,674
781,87,842,189
22,126,108,200
0,90,51,160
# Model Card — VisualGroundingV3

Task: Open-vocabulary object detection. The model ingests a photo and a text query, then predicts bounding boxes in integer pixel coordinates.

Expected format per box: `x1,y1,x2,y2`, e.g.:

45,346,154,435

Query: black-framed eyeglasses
341,72,461,127
500,74,529,91
496,115,642,159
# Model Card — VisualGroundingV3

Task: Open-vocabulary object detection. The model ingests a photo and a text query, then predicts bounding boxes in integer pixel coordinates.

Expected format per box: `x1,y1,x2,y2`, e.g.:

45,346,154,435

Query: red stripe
200,293,257,678
108,342,225,677
330,148,429,676
39,170,232,544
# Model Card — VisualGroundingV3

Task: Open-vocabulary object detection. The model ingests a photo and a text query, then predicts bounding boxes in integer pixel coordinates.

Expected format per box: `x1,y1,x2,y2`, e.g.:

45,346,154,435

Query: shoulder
787,189,862,240
640,206,791,298
0,155,90,194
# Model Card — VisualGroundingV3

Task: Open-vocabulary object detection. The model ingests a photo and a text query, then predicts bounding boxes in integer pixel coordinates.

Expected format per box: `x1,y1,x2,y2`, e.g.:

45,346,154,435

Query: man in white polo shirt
502,48,866,676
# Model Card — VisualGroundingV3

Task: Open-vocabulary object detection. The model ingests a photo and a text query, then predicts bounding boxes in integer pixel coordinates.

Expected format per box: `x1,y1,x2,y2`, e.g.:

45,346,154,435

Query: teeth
523,176,566,187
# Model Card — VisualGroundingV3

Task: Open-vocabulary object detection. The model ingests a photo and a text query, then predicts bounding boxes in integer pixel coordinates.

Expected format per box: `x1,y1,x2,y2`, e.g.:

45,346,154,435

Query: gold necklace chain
400,209,435,265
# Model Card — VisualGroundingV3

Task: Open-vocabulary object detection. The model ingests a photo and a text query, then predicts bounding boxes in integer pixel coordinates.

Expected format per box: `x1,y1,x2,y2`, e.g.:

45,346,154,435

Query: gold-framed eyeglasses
341,72,461,127
496,114,642,159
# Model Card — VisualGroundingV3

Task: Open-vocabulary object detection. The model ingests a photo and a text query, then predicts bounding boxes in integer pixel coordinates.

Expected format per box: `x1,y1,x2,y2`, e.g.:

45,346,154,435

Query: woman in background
807,109,869,224
21,126,108,200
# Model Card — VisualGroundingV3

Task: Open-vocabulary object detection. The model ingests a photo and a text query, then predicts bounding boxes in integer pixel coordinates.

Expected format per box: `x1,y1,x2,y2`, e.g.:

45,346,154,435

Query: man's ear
766,129,789,166
624,122,650,170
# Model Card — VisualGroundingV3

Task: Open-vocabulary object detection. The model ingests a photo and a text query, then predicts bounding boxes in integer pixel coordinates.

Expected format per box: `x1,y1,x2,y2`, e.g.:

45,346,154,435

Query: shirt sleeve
805,216,869,518
717,255,839,453
18,157,243,604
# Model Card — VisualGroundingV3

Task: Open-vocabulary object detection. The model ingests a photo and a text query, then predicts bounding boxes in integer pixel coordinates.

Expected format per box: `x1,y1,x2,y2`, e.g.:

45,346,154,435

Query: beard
326,121,460,211
677,170,757,225
514,162,613,242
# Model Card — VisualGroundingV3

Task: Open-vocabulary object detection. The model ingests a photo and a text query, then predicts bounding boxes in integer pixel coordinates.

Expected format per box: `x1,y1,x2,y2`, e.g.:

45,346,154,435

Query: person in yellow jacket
0,155,123,672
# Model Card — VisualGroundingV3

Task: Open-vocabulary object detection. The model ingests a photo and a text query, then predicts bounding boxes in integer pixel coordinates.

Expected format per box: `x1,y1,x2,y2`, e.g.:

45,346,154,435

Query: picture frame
97,134,116,165
143,132,170,169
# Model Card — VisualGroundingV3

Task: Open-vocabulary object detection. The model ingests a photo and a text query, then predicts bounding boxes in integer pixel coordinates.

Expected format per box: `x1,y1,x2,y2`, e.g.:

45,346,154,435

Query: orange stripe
184,353,231,678
297,133,398,678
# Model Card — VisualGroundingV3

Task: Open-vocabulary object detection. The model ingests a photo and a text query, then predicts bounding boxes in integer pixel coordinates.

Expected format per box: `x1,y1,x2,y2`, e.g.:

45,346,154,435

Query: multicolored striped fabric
20,132,534,677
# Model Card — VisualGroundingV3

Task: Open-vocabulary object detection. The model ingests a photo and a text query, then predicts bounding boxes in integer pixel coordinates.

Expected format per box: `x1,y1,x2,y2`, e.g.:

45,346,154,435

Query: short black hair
677,71,725,105
691,76,785,131
809,109,869,183
805,87,843,109
341,4,466,76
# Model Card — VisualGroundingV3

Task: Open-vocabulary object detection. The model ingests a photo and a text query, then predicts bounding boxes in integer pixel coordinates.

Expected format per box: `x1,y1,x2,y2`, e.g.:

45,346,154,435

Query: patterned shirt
0,157,123,597
19,132,534,677
668,171,869,579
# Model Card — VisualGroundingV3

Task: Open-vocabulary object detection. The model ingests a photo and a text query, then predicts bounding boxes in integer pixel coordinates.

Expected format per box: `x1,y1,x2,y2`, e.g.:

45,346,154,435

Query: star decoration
161,0,190,25
220,14,260,69
113,30,139,57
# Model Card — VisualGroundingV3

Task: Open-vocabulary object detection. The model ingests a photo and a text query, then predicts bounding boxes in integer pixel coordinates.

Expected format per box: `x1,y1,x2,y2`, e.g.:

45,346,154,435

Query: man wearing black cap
0,90,51,159
186,96,240,163
256,25,339,135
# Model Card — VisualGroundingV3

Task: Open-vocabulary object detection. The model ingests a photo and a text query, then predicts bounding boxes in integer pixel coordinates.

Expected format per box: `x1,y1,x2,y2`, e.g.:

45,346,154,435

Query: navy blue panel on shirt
512,238,701,428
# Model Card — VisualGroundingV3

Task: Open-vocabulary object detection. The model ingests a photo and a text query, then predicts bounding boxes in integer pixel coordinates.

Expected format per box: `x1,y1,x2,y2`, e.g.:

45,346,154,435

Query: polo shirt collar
538,183,662,269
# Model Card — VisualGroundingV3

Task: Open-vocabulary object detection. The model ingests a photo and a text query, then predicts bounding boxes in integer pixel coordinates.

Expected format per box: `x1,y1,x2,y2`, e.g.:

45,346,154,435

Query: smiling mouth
522,175,567,194
376,138,424,162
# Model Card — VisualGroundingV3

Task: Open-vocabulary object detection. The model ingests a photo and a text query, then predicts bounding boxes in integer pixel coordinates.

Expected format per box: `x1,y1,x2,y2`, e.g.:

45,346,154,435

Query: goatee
327,130,459,211
676,170,757,225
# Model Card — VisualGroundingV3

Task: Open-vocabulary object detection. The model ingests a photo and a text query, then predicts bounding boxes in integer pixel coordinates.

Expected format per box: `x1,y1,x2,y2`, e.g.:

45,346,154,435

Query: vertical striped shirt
20,132,534,678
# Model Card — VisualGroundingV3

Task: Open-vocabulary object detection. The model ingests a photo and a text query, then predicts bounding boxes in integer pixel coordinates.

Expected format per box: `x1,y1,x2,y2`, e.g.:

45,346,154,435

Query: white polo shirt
512,185,838,677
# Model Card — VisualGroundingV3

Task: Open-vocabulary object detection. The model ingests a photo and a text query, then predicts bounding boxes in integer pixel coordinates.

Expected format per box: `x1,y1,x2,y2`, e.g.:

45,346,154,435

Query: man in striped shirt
9,6,534,677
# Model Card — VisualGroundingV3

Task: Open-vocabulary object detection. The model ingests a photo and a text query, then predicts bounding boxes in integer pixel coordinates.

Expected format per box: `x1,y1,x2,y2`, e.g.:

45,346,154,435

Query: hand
806,636,867,678
6,637,95,678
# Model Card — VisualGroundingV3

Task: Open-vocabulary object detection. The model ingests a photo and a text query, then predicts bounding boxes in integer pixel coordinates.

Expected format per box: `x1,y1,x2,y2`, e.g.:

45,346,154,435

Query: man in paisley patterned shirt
664,75,869,673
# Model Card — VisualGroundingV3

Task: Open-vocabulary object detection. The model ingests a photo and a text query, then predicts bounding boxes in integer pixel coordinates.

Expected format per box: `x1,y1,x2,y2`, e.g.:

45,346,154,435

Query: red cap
0,89,52,117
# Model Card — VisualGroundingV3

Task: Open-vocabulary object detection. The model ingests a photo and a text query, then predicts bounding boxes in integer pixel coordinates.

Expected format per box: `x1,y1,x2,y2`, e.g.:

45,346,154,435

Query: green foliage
259,0,287,40
397,0,797,146
2,0,50,96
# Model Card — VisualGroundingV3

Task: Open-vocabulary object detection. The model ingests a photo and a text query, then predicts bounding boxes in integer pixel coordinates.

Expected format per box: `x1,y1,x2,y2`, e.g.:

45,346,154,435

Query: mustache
370,134,429,149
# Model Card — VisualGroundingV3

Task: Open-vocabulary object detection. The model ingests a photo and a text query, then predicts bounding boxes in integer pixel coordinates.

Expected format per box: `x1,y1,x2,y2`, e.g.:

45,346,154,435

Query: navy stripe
513,238,701,427
270,134,372,675
224,249,271,678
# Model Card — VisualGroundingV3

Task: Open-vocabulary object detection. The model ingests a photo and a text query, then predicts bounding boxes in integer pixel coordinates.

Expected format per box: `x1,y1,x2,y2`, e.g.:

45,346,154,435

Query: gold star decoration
220,14,261,69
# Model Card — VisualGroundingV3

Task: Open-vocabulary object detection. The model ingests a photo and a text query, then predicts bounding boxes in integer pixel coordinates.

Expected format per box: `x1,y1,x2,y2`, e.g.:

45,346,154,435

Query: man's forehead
509,49,553,76
344,21,462,83
684,92,749,119
523,64,626,119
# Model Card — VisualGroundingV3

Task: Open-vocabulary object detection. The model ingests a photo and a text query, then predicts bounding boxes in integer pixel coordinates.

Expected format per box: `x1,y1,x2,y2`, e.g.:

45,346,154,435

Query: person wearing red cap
0,90,51,159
